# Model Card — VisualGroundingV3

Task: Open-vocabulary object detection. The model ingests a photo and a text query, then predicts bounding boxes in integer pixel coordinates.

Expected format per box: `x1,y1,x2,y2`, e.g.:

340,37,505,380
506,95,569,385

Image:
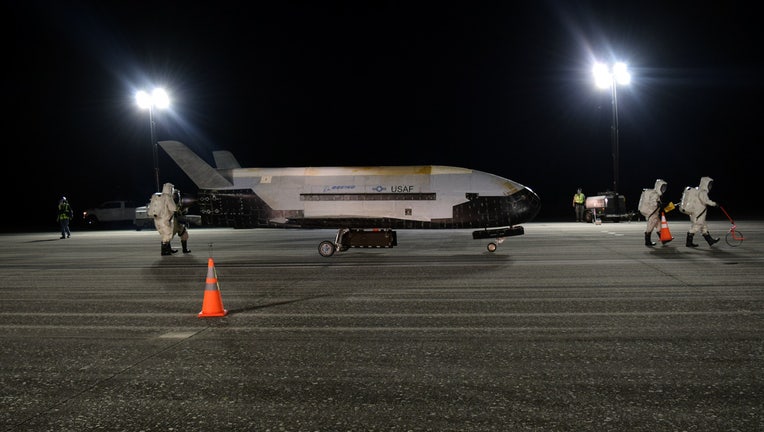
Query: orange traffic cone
198,257,227,318
659,212,674,245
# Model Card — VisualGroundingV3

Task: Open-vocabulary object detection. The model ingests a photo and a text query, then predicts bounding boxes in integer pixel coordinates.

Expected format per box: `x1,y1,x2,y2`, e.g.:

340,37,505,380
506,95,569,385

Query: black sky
6,1,763,231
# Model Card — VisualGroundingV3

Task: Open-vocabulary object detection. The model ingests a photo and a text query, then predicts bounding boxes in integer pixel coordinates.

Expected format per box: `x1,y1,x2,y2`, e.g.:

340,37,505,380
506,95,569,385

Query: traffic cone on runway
659,212,674,245
198,257,227,318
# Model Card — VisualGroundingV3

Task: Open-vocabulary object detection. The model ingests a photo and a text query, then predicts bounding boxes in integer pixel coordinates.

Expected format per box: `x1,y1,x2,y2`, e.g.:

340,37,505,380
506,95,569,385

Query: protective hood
653,179,667,196
162,182,175,195
699,176,713,192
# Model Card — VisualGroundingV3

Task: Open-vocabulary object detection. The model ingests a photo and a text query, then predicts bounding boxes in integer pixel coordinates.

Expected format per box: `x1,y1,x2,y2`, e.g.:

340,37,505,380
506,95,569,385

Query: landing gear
318,240,336,257
486,237,505,252
473,226,523,252
318,228,397,257
318,226,526,256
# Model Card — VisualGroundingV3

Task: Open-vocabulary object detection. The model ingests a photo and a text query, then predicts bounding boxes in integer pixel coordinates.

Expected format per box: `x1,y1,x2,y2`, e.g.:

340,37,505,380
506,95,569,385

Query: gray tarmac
1,219,763,431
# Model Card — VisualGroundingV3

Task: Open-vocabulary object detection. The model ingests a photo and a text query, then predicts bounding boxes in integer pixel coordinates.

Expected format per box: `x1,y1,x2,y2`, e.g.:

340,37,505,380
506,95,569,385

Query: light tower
593,62,630,195
136,88,170,192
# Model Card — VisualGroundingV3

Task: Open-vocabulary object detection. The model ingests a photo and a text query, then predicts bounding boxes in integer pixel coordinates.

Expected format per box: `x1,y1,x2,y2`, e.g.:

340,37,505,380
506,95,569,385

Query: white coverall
683,176,717,235
154,183,178,243
639,179,667,235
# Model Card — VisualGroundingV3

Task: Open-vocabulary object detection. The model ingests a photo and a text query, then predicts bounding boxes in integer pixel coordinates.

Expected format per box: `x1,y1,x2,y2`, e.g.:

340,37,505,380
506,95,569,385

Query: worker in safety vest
572,188,586,222
57,196,73,239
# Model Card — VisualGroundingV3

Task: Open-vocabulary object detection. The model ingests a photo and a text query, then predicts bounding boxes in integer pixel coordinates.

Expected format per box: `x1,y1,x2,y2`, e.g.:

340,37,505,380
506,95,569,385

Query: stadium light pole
593,62,630,195
136,88,170,192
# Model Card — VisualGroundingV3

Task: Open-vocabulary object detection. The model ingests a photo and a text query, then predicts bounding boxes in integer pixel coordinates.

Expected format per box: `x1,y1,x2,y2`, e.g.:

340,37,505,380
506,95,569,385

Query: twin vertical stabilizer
158,140,233,189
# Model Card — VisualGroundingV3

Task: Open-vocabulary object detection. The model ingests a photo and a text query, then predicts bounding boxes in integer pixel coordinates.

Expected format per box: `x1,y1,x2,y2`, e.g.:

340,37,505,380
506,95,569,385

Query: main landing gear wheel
318,241,336,257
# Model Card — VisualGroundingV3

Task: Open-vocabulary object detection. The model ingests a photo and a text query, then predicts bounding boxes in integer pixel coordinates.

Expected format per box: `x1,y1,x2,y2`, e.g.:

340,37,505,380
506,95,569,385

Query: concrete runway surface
1,220,763,431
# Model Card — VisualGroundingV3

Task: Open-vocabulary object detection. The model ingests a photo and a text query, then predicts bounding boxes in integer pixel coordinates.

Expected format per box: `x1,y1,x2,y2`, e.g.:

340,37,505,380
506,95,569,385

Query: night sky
6,1,762,231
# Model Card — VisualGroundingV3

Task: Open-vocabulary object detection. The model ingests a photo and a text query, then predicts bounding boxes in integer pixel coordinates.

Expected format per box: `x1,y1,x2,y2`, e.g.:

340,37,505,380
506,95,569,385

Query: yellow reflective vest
58,202,72,221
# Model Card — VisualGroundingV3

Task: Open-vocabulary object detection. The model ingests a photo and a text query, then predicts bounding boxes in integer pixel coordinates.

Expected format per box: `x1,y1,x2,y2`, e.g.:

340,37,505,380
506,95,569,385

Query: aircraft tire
487,242,497,252
318,241,336,257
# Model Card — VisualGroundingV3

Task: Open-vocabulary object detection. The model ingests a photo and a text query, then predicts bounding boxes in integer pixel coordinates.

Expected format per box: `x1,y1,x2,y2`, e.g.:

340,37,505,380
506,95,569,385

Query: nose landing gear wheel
318,241,336,257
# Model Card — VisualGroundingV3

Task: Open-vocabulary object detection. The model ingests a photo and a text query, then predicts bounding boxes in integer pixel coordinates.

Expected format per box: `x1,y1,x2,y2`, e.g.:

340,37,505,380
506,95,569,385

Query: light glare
152,88,170,108
135,90,151,109
592,62,630,88
592,63,611,89
613,62,631,85
136,88,170,109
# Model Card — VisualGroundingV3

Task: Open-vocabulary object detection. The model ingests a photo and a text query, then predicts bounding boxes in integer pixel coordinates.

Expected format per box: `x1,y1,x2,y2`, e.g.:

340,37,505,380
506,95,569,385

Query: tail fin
158,141,233,189
212,150,241,169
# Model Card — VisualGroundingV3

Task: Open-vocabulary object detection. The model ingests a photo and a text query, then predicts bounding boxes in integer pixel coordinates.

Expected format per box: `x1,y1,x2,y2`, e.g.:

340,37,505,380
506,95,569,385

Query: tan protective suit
639,179,667,235
153,183,177,244
682,176,719,247
683,177,717,235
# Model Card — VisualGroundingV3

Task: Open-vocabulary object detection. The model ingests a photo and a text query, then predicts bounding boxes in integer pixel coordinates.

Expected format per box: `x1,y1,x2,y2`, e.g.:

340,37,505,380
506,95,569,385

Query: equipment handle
719,206,734,224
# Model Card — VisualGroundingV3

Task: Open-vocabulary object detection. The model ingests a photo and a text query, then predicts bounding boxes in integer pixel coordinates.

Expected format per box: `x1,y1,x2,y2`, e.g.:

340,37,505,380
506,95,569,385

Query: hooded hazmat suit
681,176,718,247
153,182,178,255
638,179,667,246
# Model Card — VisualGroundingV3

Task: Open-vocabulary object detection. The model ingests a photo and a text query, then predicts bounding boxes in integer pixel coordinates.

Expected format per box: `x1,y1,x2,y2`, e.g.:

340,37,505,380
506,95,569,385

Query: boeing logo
323,185,357,193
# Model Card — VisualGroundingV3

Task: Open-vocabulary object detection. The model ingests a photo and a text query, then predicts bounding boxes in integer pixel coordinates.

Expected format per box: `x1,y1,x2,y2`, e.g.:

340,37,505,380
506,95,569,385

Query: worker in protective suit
638,179,668,247
153,182,178,256
172,187,191,254
681,176,719,247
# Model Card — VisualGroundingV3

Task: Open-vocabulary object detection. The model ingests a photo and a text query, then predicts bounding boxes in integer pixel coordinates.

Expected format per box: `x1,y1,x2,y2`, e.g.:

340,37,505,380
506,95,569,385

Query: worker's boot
644,232,655,247
703,233,720,246
169,243,178,254
182,240,191,254
686,233,698,248
161,242,172,256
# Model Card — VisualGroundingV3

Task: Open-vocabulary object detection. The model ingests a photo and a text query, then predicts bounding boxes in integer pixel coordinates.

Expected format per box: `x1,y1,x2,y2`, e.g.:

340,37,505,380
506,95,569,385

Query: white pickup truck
133,204,154,231
82,200,139,228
